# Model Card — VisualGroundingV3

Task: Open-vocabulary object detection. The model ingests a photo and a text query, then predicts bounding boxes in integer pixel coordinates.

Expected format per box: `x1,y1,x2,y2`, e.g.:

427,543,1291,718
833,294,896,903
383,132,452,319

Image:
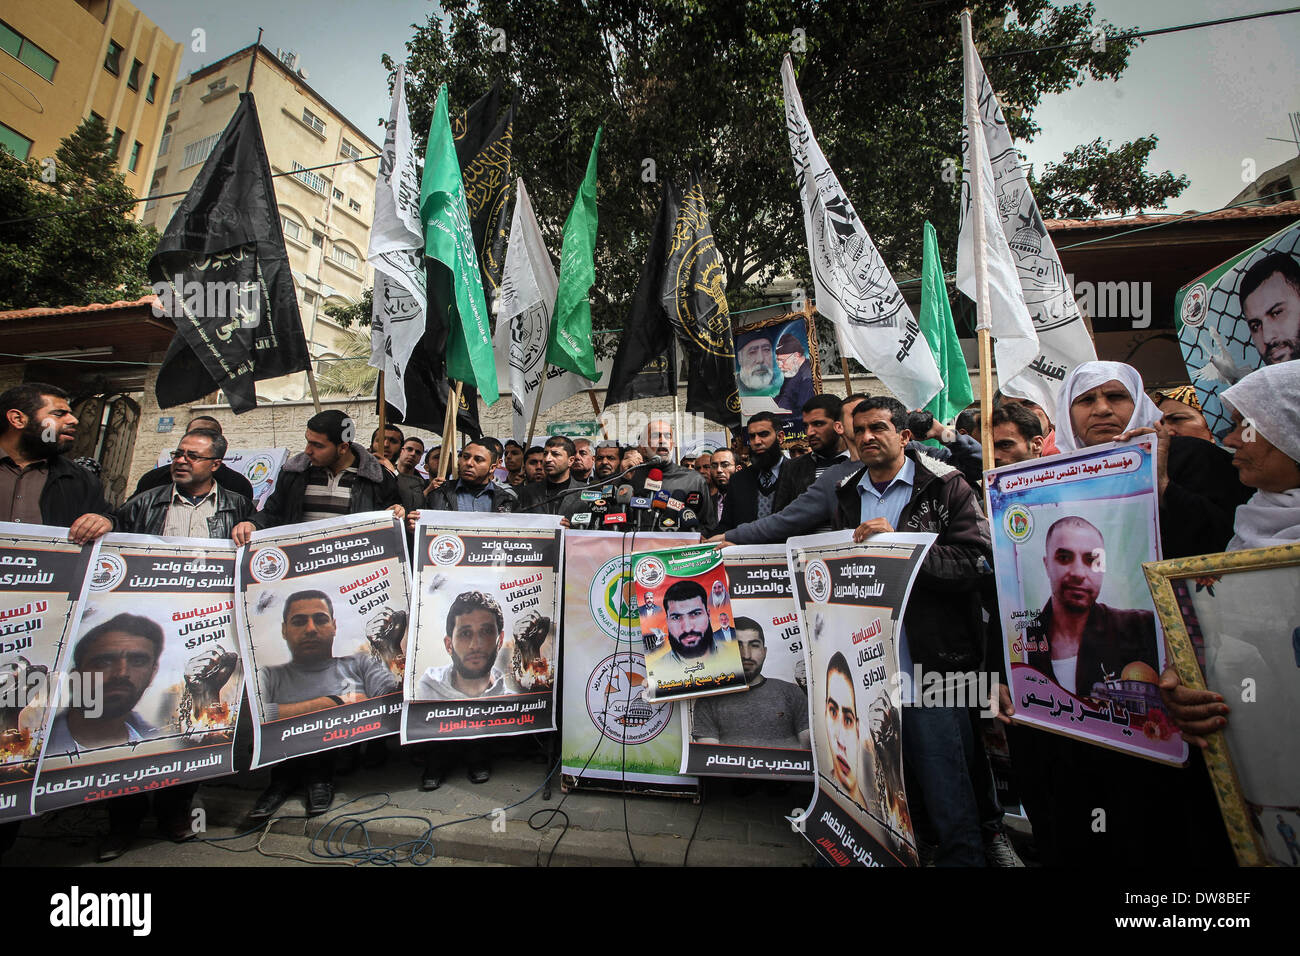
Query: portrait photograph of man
415,590,511,700
642,572,748,702
734,319,819,437
690,617,808,748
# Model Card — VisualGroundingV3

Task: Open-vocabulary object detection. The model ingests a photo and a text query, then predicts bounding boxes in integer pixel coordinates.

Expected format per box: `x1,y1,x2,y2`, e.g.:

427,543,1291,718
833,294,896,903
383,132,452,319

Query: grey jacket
724,459,860,545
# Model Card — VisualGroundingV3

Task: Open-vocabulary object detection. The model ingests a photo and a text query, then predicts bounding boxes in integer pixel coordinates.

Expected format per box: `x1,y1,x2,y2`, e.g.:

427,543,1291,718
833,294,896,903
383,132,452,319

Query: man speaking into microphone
623,419,714,534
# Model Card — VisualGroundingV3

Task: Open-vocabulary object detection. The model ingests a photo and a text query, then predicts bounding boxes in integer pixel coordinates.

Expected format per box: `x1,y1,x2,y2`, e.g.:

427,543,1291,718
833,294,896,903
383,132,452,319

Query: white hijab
1221,362,1300,550
1053,361,1163,452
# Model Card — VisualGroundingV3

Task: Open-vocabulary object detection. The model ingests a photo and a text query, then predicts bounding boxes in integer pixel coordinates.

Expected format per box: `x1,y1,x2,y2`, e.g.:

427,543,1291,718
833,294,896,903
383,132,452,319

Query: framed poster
1143,543,1300,867
733,311,821,444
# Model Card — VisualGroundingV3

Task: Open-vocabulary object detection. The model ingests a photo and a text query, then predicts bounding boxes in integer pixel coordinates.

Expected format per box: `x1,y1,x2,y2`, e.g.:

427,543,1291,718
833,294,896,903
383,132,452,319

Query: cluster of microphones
529,458,704,533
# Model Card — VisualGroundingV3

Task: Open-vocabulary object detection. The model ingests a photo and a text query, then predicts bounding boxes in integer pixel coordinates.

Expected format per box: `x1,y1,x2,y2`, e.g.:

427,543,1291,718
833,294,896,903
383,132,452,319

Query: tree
385,0,1186,336
324,286,373,328
0,116,158,310
1031,135,1189,219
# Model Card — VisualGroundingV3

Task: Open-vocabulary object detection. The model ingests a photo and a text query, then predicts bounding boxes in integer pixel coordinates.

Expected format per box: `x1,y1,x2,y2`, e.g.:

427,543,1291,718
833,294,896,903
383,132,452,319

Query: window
208,77,227,93
348,198,361,213
146,73,158,103
281,216,302,241
180,132,221,169
169,86,180,104
340,140,361,161
110,127,123,158
329,245,358,271
0,121,33,161
331,187,343,201
158,123,172,156
128,141,141,172
303,290,318,305
311,231,324,248
291,160,327,194
301,108,325,135
144,172,164,210
127,58,142,90
1,20,58,82
104,39,122,75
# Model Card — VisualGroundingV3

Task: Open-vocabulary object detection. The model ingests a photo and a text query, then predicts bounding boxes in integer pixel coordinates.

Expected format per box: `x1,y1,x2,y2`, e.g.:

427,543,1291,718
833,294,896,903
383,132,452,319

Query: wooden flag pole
525,364,550,451
587,390,609,438
962,8,995,474
304,362,323,414
449,380,464,457
376,371,387,443
436,381,458,478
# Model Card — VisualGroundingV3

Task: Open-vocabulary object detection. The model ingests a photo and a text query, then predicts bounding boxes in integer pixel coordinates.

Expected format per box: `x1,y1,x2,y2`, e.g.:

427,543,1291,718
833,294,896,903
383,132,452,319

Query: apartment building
0,0,182,196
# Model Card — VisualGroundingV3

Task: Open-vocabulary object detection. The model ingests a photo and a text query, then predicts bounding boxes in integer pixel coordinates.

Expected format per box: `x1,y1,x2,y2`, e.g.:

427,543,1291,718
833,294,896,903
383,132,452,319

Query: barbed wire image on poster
1175,219,1300,439
34,535,242,812
633,544,747,703
788,530,933,867
236,513,409,768
404,513,563,743
682,544,812,779
0,523,95,823
987,437,1187,765
560,531,696,787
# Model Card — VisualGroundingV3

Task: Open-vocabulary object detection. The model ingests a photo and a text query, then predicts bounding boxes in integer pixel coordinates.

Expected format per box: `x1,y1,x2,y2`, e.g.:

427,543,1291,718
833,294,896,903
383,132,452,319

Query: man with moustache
571,438,595,481
720,413,786,531
652,580,718,665
131,415,254,499
691,617,808,748
118,429,253,537
1241,252,1300,366
592,440,623,482
773,395,852,517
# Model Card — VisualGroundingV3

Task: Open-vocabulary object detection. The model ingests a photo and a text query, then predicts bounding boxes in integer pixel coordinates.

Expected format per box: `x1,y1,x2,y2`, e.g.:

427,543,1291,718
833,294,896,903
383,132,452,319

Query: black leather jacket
116,483,254,538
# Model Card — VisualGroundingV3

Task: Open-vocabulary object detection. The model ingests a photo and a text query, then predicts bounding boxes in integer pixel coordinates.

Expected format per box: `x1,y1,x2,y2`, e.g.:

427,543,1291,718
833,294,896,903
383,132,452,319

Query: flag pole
376,371,387,441
962,8,995,473
823,306,853,396
304,361,322,414
436,381,458,478
587,390,609,438
449,380,463,455
525,364,549,450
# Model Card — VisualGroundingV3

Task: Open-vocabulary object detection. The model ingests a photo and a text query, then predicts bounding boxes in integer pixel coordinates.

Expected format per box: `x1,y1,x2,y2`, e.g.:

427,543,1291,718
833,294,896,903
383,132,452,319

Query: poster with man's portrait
404,513,563,743
681,544,812,779
733,313,821,443
155,446,288,511
34,535,242,812
1144,543,1300,867
1175,219,1300,440
0,523,95,823
632,544,747,703
236,513,409,768
787,530,934,867
987,437,1187,766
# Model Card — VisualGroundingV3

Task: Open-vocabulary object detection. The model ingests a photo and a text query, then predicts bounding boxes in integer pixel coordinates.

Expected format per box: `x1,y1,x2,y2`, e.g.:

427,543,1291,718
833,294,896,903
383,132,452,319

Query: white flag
956,28,1095,410
366,65,427,418
781,55,941,411
494,179,599,441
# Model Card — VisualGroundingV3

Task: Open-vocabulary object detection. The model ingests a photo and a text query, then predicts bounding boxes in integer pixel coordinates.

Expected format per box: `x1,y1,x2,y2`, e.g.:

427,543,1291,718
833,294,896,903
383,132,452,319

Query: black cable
683,778,707,867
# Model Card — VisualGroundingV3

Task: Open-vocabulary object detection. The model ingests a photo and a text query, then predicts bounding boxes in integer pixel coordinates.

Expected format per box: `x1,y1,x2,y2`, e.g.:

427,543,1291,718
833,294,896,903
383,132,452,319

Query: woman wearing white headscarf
1054,360,1251,559
1005,361,1244,867
1162,362,1300,756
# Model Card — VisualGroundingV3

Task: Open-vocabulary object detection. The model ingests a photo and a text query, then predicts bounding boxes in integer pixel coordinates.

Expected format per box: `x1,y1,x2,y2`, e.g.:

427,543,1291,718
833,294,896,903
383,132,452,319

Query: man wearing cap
774,333,813,416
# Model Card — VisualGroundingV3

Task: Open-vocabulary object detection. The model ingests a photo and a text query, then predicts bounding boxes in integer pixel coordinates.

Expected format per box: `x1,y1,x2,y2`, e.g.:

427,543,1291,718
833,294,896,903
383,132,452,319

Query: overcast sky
136,0,1300,212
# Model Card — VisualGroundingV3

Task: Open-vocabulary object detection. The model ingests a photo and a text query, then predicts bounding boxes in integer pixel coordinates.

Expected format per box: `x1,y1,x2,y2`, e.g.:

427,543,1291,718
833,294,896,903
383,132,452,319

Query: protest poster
0,524,95,822
156,446,288,510
734,312,821,444
560,530,695,787
986,436,1187,765
236,512,408,768
35,535,242,812
787,531,932,867
1144,543,1300,867
403,512,563,743
632,544,747,703
1175,219,1300,440
681,544,812,779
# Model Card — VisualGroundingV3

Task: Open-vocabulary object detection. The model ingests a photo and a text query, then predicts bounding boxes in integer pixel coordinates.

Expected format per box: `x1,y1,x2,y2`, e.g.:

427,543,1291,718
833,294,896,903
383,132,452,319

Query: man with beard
737,335,783,406
592,440,622,482
0,384,115,542
620,420,713,531
774,333,814,416
408,440,518,518
655,580,717,664
692,617,809,748
131,415,254,499
519,436,584,516
720,413,785,532
709,448,737,525
1241,252,1300,366
773,395,852,520
415,591,507,786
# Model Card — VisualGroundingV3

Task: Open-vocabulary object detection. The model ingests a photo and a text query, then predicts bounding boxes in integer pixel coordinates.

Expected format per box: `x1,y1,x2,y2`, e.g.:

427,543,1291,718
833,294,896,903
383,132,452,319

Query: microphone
613,485,633,533
522,460,648,513
643,468,664,494
680,508,699,532
629,494,652,531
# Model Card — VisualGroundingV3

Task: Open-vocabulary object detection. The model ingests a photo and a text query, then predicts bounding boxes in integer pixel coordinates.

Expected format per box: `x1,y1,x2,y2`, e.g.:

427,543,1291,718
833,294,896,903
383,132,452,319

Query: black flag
605,176,740,428
150,93,309,414
387,85,511,438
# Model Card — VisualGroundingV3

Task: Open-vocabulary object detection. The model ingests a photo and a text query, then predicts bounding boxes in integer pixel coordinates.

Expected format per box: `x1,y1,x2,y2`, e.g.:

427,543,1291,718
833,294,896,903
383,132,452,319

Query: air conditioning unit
276,49,298,70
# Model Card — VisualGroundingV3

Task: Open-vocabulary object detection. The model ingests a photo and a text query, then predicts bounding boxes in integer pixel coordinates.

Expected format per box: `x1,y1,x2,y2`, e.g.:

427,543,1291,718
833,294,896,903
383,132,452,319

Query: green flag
547,127,602,379
919,220,973,424
419,84,498,404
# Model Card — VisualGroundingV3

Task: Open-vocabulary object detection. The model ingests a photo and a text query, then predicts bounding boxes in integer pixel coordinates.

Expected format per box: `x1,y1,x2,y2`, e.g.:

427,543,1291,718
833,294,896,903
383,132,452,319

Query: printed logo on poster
634,556,666,589
805,559,830,603
1180,282,1208,328
89,553,126,592
589,554,639,640
249,546,289,583
585,652,673,745
1003,504,1034,542
428,534,465,567
245,454,274,484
